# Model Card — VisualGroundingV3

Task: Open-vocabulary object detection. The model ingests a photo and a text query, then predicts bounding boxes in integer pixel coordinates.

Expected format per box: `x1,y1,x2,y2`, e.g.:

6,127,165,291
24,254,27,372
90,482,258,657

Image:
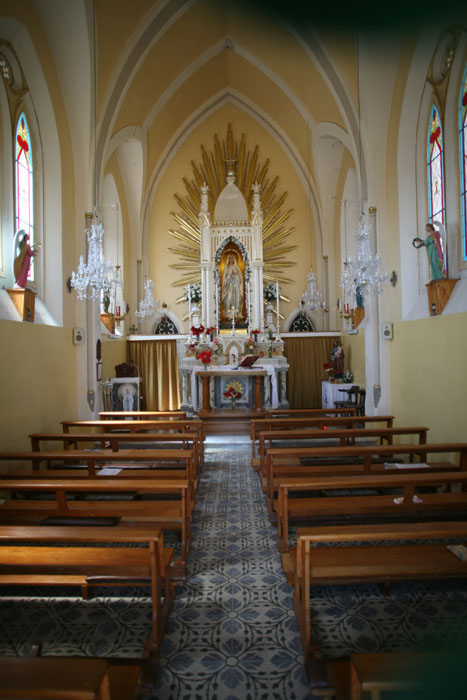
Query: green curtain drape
128,340,180,411
283,336,336,408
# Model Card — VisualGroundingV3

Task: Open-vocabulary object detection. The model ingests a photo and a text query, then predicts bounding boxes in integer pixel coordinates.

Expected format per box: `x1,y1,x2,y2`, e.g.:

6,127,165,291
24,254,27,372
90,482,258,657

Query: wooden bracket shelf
426,278,457,316
7,288,36,322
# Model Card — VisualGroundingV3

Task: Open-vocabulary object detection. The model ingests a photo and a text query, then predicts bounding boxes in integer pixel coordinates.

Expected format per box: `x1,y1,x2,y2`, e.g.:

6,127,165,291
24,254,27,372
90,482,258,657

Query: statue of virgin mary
222,253,243,318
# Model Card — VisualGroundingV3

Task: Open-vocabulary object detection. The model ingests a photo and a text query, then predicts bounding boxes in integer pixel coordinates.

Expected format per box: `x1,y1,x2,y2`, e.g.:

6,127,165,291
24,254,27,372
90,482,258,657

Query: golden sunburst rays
168,123,296,299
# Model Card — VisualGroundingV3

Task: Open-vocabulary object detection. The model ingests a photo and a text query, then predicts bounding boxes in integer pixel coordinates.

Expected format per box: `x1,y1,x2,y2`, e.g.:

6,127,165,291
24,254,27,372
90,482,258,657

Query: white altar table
321,381,354,409
191,365,280,412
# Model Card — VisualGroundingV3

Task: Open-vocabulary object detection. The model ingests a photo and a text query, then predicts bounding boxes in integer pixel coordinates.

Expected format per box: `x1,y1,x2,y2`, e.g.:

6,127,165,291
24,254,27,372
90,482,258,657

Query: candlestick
275,282,280,335
187,283,191,326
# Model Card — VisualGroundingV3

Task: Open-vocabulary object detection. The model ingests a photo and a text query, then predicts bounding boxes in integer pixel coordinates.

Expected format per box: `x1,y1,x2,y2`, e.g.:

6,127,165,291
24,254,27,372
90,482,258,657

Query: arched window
15,112,34,282
459,65,467,262
427,105,445,225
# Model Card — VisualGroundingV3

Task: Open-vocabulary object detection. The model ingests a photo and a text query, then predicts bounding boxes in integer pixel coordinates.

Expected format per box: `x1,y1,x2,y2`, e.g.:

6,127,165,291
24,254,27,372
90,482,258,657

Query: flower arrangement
206,326,216,340
191,324,205,337
185,283,202,304
197,349,212,365
264,282,277,302
223,380,243,410
323,362,334,380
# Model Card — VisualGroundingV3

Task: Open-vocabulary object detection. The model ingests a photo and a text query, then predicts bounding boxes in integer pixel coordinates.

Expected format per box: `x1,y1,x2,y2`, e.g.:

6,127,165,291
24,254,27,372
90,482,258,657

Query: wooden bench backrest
258,426,429,476
0,523,165,647
62,419,202,433
99,410,186,419
0,449,197,486
266,408,357,417
250,416,395,456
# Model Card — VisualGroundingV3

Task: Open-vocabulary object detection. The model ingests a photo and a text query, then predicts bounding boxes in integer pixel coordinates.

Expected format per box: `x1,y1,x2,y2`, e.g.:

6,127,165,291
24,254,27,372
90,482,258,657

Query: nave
1,435,467,699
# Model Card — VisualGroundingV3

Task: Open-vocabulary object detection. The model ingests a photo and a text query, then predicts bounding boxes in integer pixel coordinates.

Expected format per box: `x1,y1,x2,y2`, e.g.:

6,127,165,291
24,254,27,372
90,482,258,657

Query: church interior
0,1,467,698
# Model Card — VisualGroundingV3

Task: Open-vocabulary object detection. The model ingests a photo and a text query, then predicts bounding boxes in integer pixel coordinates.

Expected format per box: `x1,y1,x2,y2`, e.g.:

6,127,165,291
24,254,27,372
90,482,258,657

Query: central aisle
154,436,314,699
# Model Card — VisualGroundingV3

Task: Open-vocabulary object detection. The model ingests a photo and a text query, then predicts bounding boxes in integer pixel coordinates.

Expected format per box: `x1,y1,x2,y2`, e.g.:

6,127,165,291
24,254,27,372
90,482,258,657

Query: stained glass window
459,66,467,262
15,113,34,281
427,105,445,225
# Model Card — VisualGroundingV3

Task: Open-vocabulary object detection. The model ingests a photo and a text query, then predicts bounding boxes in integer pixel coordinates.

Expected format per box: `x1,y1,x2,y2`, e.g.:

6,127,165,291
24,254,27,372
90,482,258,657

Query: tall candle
276,282,280,334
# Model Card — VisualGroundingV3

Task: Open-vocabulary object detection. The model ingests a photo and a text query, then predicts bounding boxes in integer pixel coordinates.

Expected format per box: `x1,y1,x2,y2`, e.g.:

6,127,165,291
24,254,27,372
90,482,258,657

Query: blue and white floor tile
153,442,314,699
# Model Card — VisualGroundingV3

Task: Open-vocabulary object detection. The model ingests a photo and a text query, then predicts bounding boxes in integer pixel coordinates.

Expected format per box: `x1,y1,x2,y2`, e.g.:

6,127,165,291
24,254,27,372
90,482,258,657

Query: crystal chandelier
70,11,115,303
301,268,326,311
135,278,159,319
70,214,114,300
340,213,388,304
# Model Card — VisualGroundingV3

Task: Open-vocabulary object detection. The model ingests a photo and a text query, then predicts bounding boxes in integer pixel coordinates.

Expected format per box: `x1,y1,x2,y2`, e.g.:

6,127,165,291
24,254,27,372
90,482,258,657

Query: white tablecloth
321,381,355,409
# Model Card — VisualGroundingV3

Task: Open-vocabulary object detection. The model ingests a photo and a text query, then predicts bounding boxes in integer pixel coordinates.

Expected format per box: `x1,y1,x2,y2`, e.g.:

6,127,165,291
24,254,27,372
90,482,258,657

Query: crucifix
229,306,237,334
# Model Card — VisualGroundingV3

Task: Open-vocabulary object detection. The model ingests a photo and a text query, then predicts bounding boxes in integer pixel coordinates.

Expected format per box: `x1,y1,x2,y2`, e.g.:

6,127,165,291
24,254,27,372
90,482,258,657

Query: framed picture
96,361,102,381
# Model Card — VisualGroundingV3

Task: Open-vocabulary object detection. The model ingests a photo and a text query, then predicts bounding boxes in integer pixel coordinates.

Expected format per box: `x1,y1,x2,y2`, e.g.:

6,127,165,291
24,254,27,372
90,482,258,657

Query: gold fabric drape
284,336,336,408
128,340,180,411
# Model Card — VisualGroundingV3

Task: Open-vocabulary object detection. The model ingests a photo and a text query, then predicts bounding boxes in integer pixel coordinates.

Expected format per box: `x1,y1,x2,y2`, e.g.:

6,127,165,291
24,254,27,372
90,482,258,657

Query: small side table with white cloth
321,381,355,409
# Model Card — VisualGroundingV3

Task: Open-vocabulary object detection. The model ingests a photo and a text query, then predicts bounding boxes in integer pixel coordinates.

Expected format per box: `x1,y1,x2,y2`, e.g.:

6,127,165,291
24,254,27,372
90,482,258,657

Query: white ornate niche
199,172,264,332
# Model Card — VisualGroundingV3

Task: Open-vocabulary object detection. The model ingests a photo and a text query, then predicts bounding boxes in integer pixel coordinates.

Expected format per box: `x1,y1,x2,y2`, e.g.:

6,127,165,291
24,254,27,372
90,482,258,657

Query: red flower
197,349,212,365
223,387,242,399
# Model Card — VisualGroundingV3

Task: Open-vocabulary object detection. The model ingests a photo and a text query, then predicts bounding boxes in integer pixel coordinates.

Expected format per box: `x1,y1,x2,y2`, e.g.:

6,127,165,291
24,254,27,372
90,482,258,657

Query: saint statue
13,230,38,289
412,223,447,281
330,341,344,376
222,253,243,318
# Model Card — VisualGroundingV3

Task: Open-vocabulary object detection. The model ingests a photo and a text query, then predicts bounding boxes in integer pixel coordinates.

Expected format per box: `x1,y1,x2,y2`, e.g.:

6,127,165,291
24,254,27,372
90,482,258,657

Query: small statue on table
330,341,344,378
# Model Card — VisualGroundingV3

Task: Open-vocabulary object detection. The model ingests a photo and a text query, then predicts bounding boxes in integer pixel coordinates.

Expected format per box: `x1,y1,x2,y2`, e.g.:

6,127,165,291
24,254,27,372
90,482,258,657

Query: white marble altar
180,355,289,413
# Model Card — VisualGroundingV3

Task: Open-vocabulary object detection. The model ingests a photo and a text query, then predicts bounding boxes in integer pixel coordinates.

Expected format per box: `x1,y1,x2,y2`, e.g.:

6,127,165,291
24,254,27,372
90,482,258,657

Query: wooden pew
258,426,429,479
0,449,195,486
250,415,395,461
0,655,144,700
266,408,357,418
265,442,467,512
99,410,186,420
0,523,173,650
0,474,191,568
277,468,467,554
334,650,459,700
292,521,467,661
29,432,201,481
62,419,205,462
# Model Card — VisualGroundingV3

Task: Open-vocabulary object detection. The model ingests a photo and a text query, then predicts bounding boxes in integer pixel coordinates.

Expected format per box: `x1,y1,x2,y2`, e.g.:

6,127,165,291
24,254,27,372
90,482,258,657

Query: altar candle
187,284,191,324
276,282,280,332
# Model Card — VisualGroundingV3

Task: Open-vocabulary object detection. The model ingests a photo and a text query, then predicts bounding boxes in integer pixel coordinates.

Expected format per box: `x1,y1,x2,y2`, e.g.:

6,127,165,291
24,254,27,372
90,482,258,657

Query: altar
178,166,290,414
180,356,289,414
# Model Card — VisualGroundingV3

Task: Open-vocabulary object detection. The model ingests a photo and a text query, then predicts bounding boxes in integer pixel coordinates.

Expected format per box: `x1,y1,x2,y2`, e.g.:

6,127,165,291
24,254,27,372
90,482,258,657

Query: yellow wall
0,320,77,450
149,105,312,329
101,337,127,380
391,313,467,441
341,330,366,385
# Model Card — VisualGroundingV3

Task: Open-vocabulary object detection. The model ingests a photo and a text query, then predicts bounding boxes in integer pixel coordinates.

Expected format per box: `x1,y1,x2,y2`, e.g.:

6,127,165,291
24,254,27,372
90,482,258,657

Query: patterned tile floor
152,435,314,699
1,437,467,700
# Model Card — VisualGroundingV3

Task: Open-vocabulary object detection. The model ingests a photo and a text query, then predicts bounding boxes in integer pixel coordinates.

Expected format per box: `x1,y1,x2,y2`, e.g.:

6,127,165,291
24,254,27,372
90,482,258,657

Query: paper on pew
447,544,467,561
384,462,430,469
393,495,424,504
98,467,123,475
